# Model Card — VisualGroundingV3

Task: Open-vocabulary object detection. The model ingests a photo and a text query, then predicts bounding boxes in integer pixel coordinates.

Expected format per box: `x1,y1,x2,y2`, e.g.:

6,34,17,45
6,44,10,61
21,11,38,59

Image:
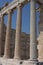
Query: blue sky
0,0,40,35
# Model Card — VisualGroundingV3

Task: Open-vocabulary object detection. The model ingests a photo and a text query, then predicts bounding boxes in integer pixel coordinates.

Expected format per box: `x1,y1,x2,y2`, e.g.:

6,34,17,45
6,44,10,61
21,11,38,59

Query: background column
0,14,4,56
14,4,22,59
4,10,12,58
30,0,37,61
38,4,43,61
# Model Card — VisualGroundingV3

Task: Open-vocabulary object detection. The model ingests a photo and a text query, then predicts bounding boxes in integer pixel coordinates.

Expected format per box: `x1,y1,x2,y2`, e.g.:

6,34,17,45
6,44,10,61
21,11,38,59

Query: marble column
0,14,4,56
30,0,37,61
4,10,12,58
14,4,22,59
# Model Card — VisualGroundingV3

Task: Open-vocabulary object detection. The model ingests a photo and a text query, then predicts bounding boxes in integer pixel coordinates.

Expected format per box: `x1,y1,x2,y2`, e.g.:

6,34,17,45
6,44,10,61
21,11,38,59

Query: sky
0,0,40,35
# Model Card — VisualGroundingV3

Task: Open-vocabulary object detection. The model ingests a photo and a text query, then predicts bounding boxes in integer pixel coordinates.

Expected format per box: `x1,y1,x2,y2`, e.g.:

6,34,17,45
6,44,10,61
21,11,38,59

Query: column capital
17,4,22,8
0,14,4,17
7,9,12,14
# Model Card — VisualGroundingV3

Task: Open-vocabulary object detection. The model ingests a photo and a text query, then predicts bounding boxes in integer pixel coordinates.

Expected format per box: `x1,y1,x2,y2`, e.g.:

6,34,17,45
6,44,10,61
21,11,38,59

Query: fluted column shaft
0,15,4,56
14,4,22,59
4,10,12,58
30,0,37,60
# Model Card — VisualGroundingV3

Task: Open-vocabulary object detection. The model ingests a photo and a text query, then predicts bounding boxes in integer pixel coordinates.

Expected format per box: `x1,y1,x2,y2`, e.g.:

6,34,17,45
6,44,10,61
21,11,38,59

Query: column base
38,58,43,62
23,59,39,65
14,56,20,60
3,55,9,58
28,60,38,65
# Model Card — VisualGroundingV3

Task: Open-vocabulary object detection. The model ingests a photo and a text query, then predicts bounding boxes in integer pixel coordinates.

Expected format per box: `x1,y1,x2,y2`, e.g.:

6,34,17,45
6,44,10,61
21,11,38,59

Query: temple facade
0,0,43,65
